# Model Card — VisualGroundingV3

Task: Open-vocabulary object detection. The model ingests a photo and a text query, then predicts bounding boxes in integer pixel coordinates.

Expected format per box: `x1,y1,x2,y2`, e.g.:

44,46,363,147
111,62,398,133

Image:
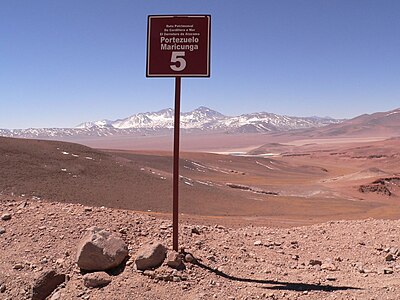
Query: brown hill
302,108,400,138
0,137,174,211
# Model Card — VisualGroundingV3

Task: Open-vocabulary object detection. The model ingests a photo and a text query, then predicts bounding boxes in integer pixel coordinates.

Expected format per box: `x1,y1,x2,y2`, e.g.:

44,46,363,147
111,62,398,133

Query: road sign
147,15,211,77
146,15,211,252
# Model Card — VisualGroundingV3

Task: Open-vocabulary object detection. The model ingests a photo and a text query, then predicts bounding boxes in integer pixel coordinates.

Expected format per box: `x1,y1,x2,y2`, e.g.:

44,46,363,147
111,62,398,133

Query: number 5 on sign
170,51,186,71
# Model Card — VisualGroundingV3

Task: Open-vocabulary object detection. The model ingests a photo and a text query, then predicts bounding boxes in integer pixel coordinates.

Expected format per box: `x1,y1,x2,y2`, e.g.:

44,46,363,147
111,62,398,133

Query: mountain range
1,106,399,140
0,107,340,138
77,106,341,132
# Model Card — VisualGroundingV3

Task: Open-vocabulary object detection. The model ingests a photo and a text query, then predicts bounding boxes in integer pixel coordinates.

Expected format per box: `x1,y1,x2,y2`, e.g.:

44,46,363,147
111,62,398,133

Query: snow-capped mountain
76,119,113,129
0,107,341,139
77,107,227,130
77,106,339,132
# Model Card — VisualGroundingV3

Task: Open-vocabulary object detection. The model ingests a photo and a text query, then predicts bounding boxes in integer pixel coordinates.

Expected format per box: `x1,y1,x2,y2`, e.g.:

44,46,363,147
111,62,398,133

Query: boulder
83,272,112,288
31,269,66,300
135,242,166,270
76,227,128,271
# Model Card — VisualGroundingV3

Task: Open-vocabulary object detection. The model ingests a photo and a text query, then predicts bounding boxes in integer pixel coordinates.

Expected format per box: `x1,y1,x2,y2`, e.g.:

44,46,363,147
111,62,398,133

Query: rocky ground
1,194,400,300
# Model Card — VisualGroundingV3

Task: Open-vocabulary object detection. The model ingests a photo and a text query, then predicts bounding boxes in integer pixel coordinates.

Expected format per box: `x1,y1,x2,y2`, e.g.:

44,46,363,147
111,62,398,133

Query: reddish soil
2,195,400,299
2,136,400,227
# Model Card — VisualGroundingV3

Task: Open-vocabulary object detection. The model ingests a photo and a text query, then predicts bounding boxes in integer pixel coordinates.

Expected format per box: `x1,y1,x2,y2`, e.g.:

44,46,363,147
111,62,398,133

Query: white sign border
146,15,211,77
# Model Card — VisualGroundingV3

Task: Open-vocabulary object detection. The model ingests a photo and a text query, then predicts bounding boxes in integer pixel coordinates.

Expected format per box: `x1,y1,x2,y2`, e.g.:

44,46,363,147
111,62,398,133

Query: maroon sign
147,15,211,77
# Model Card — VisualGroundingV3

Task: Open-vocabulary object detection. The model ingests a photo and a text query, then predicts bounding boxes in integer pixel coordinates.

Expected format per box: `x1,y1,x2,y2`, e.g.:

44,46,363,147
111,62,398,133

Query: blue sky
1,0,399,128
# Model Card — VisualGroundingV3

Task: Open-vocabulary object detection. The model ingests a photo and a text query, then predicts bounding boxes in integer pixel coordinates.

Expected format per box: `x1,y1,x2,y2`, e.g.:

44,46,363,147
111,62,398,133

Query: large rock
135,242,167,270
76,227,128,271
31,269,66,300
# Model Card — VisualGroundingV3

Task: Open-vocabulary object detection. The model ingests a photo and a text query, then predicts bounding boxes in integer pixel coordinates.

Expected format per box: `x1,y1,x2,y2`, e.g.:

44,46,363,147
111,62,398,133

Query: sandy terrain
2,136,400,228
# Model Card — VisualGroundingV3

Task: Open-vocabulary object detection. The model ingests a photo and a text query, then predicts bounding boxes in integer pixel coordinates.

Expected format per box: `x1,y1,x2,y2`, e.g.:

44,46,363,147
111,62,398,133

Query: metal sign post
173,76,181,251
147,15,211,251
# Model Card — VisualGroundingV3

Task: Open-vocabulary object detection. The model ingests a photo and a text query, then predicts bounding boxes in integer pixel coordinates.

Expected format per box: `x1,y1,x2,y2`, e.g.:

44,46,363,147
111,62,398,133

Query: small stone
126,260,133,266
160,224,168,230
378,267,394,274
216,266,224,273
321,262,337,271
0,227,5,234
326,275,336,281
77,291,85,297
389,247,399,256
83,272,112,288
41,258,49,264
385,254,395,261
0,284,6,293
50,291,61,300
1,213,11,221
135,242,167,270
166,251,184,269
13,263,24,270
384,268,394,274
355,262,365,273
83,206,92,212
184,253,195,263
254,240,263,246
18,201,28,209
308,259,322,266
207,255,216,262
31,269,66,300
191,227,200,235
143,270,156,278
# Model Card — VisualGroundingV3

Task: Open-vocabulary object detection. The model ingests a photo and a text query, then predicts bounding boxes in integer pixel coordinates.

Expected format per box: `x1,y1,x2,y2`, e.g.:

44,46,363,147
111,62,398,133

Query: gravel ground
1,194,400,300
